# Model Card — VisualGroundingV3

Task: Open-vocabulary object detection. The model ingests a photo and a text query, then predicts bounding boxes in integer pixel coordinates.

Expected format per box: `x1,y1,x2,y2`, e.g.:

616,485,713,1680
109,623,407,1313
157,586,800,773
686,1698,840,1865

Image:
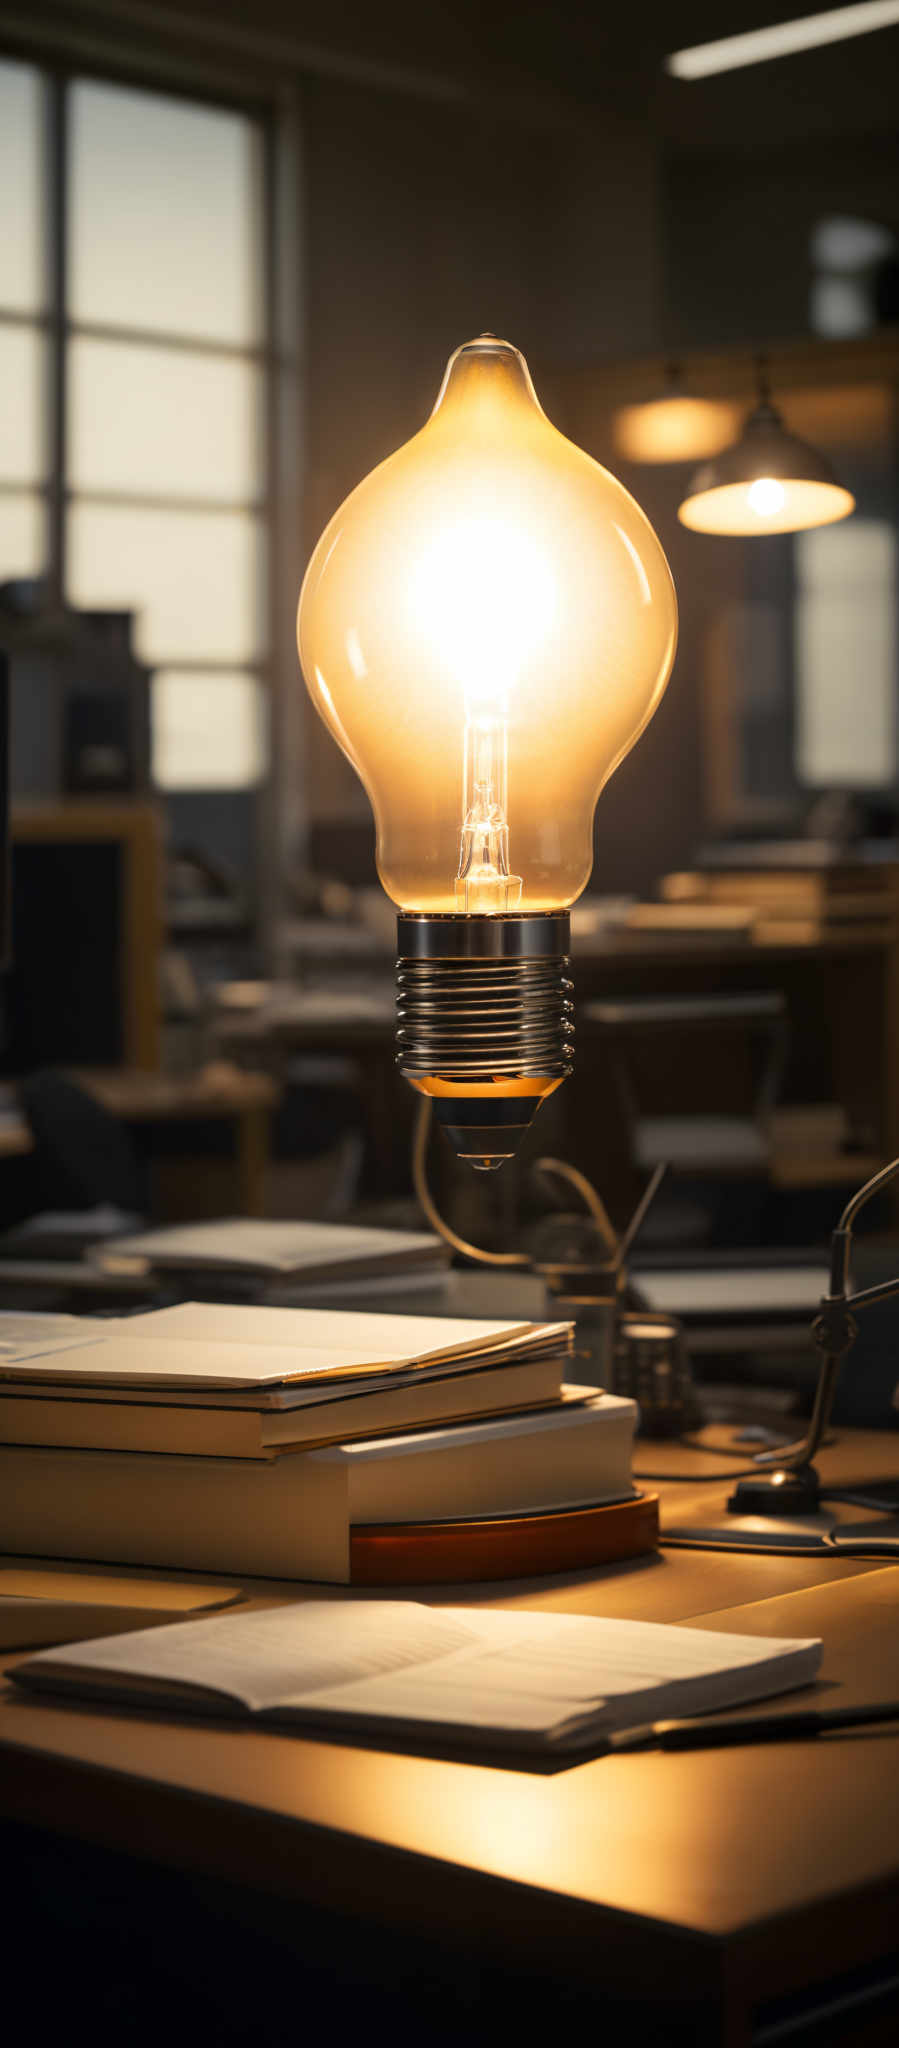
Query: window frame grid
0,52,279,764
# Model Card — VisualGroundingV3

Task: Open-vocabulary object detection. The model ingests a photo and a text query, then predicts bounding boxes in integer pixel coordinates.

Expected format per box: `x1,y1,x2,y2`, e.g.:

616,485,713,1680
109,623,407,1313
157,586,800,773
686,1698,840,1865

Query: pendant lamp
613,361,739,466
677,362,855,535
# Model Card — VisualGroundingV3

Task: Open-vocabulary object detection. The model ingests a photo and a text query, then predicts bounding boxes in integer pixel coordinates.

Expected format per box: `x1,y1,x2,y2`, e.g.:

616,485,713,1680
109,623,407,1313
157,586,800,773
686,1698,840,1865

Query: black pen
609,1701,899,1752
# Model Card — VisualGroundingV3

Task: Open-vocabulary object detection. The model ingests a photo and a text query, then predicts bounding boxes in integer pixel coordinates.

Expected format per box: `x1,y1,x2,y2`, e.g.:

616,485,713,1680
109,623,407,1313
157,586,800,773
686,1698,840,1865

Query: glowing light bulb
747,475,786,517
298,336,678,1166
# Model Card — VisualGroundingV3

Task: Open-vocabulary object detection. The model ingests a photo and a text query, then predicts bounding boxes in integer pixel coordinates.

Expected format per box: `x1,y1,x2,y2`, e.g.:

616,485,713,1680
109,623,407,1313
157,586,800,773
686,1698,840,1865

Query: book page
0,1320,564,1390
291,1668,590,1739
0,1336,428,1390
432,1609,821,1701
131,1301,540,1355
24,1601,488,1710
0,1311,111,1362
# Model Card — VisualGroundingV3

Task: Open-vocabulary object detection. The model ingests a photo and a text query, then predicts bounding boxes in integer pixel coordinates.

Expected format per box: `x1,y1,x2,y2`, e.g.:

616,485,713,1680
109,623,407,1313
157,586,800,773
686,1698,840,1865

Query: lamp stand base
727,1465,821,1517
396,912,574,1169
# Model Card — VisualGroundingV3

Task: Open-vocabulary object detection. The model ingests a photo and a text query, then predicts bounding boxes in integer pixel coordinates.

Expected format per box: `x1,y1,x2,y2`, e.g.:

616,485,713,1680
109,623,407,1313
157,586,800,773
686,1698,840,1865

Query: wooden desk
1,1431,898,2045
212,986,408,1198
211,917,899,1220
74,1065,279,1218
566,922,899,1226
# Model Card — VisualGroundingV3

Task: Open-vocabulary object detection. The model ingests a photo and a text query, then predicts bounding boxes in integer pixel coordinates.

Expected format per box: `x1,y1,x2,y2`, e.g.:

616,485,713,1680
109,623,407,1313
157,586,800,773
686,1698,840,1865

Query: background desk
2,1430,898,2047
571,923,899,1224
212,920,899,1226
73,1066,278,1219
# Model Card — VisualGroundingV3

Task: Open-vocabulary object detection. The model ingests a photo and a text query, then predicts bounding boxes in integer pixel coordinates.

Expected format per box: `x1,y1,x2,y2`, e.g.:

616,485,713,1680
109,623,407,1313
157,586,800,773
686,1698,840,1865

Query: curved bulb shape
298,336,677,916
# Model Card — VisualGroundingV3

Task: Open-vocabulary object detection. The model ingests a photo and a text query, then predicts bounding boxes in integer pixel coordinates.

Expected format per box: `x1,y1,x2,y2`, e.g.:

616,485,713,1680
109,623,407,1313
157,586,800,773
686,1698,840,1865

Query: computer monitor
2,802,162,1073
0,655,9,969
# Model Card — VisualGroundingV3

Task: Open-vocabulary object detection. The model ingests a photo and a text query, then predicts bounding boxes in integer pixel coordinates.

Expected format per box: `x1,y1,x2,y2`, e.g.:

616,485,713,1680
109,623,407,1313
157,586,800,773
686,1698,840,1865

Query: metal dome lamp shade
677,364,855,536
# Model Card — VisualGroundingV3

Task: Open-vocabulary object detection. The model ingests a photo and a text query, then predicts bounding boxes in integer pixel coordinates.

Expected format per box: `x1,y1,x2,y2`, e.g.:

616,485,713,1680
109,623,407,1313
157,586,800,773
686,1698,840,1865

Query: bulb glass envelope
298,336,677,914
678,400,855,536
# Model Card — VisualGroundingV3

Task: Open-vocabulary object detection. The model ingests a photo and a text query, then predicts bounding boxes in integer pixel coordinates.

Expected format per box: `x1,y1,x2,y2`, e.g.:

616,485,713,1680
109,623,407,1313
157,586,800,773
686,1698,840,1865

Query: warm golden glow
298,336,677,913
747,476,785,517
678,477,856,536
410,1075,563,1100
613,396,740,465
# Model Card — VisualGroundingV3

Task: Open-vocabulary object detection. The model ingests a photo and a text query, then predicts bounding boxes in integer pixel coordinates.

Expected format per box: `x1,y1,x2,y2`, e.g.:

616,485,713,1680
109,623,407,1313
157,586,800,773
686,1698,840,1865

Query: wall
664,131,899,353
297,70,664,849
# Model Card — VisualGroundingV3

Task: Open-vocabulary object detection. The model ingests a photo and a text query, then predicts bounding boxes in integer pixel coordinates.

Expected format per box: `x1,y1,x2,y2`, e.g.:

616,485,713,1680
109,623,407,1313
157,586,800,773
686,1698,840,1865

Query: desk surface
74,1065,278,1119
2,1430,898,2042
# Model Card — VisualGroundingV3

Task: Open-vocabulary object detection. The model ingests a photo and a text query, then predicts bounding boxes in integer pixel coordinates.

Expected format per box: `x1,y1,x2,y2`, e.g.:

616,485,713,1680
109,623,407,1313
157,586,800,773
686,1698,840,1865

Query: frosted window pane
69,339,264,500
69,81,261,344
152,671,268,789
796,521,894,591
795,522,897,788
68,505,265,663
810,275,872,338
0,327,46,482
0,61,44,312
0,493,45,579
811,217,895,271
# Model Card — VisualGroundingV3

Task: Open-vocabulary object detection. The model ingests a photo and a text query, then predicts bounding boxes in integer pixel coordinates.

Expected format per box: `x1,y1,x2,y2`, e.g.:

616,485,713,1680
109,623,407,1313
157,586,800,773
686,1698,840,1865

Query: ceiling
9,0,899,151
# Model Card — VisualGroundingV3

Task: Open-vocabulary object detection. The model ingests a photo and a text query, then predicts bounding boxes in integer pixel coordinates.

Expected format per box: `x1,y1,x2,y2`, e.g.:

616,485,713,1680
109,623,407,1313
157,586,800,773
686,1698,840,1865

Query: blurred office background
0,0,897,1260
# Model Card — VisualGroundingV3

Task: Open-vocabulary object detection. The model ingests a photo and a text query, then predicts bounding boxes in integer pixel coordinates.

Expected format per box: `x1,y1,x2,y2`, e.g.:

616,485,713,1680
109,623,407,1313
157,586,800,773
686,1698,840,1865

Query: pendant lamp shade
677,399,855,535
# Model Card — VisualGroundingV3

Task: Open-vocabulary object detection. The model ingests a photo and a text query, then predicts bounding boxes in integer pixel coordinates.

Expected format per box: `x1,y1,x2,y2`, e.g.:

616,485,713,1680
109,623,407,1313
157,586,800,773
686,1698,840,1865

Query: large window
0,58,270,811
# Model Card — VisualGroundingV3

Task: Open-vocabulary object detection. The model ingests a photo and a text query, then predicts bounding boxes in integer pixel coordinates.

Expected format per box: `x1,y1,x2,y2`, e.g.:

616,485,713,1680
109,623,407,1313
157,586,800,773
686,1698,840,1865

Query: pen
609,1701,899,1752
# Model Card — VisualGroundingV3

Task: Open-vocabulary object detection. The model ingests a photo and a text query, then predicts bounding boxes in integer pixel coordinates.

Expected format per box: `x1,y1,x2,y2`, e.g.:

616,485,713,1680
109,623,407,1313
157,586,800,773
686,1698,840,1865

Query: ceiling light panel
667,1,899,80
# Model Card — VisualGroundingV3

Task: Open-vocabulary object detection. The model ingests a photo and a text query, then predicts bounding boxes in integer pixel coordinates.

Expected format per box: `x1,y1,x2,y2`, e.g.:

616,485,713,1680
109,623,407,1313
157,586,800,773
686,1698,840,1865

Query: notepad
91,1219,448,1282
13,1600,822,1756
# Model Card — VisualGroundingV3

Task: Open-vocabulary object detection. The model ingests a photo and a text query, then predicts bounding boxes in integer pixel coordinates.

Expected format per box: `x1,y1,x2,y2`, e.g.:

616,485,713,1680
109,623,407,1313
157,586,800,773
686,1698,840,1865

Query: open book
12,1600,822,1756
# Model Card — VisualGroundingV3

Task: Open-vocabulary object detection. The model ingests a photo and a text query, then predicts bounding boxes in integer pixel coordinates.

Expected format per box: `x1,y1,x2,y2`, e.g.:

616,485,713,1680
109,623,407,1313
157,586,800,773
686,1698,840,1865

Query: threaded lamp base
396,913,573,1170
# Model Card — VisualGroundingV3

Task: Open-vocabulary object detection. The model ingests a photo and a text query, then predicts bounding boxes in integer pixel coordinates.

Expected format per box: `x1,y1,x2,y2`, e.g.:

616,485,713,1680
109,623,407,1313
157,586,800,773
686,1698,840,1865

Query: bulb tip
458,332,514,354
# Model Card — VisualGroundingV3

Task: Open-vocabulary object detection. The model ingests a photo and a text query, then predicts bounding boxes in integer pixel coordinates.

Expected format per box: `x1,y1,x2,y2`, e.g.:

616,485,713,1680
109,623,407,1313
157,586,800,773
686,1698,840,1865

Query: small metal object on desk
610,1311,701,1437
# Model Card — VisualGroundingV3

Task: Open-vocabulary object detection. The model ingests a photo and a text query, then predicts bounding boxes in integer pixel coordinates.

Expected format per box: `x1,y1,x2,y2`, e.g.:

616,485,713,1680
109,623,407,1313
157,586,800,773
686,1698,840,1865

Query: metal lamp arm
754,1154,899,1473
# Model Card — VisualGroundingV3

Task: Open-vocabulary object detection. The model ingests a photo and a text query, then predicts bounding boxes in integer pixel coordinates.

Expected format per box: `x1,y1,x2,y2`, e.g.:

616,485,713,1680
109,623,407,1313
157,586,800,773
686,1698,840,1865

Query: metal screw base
396,914,574,1169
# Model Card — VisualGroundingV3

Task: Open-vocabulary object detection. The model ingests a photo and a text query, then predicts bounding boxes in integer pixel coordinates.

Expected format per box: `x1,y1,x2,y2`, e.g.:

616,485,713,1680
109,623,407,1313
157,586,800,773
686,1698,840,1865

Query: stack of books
661,860,897,946
0,1303,654,1584
89,1219,453,1301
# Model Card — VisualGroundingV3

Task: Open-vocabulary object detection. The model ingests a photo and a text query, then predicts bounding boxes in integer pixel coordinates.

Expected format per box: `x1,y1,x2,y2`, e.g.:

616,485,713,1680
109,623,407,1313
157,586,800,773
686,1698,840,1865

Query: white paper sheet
0,1311,110,1361
32,1600,483,1709
0,1309,562,1388
636,1268,827,1318
131,1301,539,1353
